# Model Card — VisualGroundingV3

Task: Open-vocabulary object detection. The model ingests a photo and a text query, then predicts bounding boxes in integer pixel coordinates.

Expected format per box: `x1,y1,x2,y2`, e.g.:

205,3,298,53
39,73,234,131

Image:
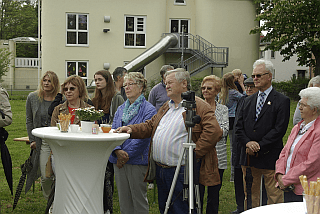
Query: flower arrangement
74,107,104,122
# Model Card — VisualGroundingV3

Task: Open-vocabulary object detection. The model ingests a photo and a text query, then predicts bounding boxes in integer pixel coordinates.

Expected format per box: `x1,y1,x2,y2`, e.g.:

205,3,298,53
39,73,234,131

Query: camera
181,91,195,102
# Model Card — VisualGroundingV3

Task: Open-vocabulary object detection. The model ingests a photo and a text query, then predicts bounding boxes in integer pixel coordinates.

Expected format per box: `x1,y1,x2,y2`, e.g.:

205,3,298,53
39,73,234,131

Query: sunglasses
252,72,269,78
63,87,77,92
201,86,213,90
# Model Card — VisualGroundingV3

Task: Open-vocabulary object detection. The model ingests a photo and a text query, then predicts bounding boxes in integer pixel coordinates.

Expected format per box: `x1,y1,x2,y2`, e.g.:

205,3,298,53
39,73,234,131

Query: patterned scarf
121,94,145,125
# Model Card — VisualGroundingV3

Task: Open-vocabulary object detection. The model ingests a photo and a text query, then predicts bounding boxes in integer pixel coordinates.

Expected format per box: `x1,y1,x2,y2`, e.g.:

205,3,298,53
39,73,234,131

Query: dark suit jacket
235,88,290,170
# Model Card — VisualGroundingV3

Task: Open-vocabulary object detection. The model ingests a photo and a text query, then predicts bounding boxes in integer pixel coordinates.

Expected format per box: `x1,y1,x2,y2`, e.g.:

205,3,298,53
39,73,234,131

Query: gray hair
124,72,147,93
164,68,191,90
160,65,174,77
299,87,320,113
113,67,127,82
308,75,320,87
253,59,274,73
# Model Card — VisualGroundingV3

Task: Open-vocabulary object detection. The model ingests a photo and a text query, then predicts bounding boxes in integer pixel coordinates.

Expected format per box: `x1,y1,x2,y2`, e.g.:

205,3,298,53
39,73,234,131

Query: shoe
48,205,53,214
230,209,240,214
148,183,154,190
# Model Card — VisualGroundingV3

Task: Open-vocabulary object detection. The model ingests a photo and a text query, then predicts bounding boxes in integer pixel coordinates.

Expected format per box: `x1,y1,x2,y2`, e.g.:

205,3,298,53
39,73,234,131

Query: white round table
242,202,306,214
32,127,130,214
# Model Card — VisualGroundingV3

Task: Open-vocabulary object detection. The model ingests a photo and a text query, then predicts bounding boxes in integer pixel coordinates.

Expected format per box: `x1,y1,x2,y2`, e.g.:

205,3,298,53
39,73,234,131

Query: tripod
164,91,201,214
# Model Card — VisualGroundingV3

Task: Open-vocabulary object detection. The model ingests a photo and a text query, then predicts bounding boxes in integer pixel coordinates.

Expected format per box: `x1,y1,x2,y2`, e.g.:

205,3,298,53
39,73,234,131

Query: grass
0,98,298,214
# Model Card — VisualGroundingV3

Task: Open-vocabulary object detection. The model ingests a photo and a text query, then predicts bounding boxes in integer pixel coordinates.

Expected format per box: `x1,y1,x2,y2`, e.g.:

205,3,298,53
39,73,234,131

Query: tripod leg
164,147,187,214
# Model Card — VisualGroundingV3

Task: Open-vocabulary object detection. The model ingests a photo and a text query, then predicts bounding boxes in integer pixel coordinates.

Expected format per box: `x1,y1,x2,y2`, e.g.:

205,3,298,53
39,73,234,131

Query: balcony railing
15,58,39,68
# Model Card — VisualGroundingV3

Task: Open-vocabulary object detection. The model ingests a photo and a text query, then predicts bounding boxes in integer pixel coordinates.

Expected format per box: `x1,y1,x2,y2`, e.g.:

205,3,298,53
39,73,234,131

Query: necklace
298,125,309,135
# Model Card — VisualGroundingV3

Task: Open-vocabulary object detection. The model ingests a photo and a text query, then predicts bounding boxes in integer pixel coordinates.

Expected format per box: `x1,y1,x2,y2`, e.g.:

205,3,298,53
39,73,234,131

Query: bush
272,77,310,101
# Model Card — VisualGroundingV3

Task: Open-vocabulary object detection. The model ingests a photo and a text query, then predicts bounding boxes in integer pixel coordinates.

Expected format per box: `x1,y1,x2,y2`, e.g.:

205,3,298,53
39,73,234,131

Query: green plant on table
74,107,104,122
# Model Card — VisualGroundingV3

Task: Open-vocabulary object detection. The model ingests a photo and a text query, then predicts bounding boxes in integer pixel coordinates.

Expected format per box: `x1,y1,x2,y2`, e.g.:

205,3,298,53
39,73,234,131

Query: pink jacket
275,116,320,195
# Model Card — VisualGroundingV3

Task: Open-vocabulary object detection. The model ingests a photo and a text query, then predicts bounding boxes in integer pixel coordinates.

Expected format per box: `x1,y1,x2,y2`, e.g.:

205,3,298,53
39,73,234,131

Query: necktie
255,92,265,121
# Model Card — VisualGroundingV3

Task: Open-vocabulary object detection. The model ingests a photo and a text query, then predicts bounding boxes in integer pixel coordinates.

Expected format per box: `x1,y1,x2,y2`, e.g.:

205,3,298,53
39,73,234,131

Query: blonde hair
218,72,238,105
63,75,89,101
202,75,222,93
37,71,60,100
124,72,147,93
232,69,242,77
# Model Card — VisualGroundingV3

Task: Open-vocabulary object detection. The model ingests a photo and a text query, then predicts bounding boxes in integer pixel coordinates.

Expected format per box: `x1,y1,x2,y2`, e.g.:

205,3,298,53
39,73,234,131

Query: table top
242,202,305,214
32,126,130,142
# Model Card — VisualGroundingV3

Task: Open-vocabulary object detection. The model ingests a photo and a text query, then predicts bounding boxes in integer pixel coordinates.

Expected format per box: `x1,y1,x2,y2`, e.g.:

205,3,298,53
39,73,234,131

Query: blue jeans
156,165,189,214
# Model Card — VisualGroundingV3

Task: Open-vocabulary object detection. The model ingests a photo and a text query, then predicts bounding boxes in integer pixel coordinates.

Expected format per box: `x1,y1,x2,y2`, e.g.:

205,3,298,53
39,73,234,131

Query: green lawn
0,98,297,214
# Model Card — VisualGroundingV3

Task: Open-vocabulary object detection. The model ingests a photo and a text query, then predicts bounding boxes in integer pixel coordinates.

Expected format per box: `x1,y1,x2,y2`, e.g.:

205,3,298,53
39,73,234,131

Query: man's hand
114,126,132,134
276,174,286,189
30,141,36,150
246,141,260,153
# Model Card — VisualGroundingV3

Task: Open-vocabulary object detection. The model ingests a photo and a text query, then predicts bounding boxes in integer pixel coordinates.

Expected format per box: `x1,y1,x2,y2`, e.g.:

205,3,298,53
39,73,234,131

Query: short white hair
253,59,274,73
164,68,191,90
299,87,320,113
308,75,320,87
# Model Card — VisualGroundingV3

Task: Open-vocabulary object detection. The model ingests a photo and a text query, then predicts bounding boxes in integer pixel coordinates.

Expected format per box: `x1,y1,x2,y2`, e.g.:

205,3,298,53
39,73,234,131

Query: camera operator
0,85,12,127
115,68,222,214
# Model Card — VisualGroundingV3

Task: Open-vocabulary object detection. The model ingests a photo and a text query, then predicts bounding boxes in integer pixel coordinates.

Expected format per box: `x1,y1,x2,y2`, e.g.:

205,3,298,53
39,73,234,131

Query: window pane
175,0,185,3
78,32,88,44
78,62,87,77
136,34,145,46
137,18,144,31
67,32,76,44
125,33,134,46
67,62,76,76
78,15,87,30
181,20,188,33
171,20,179,33
68,14,76,29
126,17,134,32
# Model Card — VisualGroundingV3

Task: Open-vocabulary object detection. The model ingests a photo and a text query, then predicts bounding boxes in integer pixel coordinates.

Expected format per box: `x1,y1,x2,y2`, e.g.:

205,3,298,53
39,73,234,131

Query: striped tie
255,92,266,121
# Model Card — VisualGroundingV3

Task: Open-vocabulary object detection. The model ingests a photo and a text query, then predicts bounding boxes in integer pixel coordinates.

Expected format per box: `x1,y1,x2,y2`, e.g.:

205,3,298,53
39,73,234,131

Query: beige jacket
129,96,223,186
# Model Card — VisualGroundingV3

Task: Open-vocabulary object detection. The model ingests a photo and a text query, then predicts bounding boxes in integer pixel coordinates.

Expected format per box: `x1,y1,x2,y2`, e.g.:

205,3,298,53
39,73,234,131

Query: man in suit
235,59,290,209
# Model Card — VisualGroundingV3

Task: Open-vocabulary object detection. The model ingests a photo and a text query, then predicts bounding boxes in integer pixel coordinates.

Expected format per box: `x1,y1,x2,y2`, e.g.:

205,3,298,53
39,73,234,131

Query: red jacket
275,115,320,195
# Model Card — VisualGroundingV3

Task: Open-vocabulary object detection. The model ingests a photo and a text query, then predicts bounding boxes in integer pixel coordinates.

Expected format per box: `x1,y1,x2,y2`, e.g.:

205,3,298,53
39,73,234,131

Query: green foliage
0,48,12,82
272,77,310,101
74,107,104,122
251,0,320,75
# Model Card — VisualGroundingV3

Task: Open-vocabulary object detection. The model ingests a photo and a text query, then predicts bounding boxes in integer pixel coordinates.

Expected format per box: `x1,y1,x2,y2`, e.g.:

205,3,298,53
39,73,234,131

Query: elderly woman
200,75,229,214
92,70,124,214
51,75,92,126
275,87,320,202
109,72,157,214
26,71,59,200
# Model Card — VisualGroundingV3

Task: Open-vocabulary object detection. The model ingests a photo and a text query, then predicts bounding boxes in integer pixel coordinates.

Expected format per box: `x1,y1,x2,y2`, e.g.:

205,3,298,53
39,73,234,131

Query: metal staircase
162,33,229,76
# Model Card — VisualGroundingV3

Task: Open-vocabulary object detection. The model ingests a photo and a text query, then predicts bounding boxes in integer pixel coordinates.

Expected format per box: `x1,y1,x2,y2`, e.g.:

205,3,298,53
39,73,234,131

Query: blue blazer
235,88,290,170
109,98,157,166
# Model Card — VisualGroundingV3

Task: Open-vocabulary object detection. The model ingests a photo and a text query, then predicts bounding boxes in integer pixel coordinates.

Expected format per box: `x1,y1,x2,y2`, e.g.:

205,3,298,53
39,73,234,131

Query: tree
250,0,320,76
0,48,12,82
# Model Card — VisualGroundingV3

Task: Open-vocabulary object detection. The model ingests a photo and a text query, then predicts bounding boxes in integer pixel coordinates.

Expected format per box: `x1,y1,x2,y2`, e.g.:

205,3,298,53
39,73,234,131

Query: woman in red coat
275,87,320,202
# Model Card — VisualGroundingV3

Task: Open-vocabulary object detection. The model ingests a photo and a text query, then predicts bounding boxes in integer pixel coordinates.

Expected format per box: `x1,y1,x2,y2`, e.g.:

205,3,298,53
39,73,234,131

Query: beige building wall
42,0,259,86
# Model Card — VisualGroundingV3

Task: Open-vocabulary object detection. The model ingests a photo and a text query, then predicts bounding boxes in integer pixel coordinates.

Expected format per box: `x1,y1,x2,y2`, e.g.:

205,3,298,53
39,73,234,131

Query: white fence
15,58,39,68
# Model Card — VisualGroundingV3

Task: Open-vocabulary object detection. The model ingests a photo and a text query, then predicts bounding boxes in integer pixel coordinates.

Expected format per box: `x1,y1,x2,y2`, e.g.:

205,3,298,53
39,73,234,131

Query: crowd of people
1,58,320,214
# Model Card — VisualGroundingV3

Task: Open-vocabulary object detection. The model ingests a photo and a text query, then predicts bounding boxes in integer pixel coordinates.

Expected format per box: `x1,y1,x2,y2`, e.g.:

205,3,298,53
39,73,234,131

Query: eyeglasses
123,82,138,88
251,72,269,78
201,86,213,91
63,87,77,92
245,85,255,89
298,101,309,108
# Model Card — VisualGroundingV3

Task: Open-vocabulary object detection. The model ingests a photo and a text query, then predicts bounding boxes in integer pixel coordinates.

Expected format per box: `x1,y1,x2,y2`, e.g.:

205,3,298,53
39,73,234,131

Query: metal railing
15,58,39,68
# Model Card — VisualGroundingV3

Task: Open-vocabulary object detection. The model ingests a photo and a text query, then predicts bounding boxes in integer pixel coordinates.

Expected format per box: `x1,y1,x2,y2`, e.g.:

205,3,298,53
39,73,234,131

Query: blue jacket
109,98,157,165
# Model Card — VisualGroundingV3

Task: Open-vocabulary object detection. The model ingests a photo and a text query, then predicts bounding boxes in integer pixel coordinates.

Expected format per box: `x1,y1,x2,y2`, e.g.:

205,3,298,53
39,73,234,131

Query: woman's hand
115,149,129,168
277,174,286,189
30,141,36,150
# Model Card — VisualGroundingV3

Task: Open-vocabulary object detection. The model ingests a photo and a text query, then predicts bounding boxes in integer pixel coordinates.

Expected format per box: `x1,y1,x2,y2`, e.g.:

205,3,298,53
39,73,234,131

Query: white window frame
174,0,186,5
66,13,89,47
169,19,190,48
124,15,146,48
66,61,89,85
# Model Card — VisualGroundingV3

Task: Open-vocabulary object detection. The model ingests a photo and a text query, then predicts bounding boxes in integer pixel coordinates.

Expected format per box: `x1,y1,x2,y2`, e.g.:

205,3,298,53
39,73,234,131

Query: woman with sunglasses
91,70,124,214
219,72,246,182
200,75,229,214
109,72,157,214
51,75,92,126
26,71,60,202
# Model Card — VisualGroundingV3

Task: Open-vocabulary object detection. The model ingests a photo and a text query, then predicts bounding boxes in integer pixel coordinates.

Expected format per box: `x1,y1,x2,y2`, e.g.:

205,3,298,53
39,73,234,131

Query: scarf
121,94,145,126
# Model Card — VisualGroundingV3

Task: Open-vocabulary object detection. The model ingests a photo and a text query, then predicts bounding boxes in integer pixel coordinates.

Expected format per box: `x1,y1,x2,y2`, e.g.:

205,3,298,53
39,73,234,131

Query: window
66,13,88,46
66,61,88,85
174,0,186,5
271,50,275,59
124,16,146,48
170,19,190,48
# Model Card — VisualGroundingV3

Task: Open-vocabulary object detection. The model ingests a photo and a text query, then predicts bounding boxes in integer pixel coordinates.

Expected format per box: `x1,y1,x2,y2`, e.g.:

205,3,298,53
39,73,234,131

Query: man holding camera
115,68,222,214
